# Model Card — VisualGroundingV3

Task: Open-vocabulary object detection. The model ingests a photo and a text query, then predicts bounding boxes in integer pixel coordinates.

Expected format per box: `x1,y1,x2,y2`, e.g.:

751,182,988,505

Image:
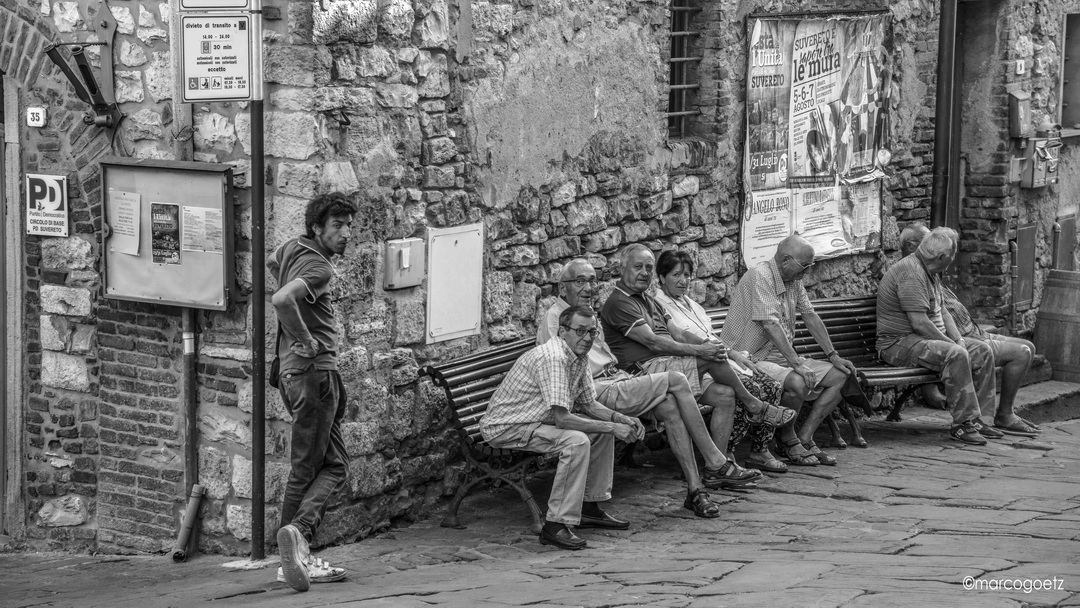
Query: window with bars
666,0,702,138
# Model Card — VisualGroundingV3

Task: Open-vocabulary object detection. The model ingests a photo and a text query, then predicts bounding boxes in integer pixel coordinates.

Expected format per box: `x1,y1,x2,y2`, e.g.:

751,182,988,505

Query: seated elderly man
539,259,759,518
721,235,857,467
480,305,643,551
600,244,796,462
899,224,1040,437
877,227,1003,445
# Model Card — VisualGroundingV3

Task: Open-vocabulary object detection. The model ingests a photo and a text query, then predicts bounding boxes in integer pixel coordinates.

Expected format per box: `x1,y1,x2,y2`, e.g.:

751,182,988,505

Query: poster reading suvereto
742,13,890,270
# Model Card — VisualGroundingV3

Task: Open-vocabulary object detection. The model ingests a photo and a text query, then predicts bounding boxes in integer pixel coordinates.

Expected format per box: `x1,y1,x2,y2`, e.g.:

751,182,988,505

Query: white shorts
755,358,836,399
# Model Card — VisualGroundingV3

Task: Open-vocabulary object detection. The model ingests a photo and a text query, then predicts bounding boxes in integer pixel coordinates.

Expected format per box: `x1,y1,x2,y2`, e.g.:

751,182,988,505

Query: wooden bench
420,295,943,531
419,338,550,533
706,295,942,441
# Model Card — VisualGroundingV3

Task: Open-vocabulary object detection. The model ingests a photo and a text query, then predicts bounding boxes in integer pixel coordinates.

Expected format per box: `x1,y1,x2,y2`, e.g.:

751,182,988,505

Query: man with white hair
877,226,1003,445
538,258,760,519
899,224,1040,437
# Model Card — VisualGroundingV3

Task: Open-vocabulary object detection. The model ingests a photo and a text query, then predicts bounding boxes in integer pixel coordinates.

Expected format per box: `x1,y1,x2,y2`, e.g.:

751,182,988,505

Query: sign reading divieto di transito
180,14,252,103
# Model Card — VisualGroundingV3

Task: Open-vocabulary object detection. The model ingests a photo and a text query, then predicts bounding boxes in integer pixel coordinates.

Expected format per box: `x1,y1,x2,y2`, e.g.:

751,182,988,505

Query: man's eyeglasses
561,278,598,287
787,256,814,272
562,326,600,338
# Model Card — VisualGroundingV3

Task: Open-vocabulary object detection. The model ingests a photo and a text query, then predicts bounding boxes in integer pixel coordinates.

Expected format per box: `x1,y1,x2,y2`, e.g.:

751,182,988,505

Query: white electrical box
383,237,425,290
426,224,483,343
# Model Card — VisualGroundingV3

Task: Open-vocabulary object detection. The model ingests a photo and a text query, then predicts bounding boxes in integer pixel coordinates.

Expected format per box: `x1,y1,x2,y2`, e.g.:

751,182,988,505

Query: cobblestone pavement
4,404,1080,607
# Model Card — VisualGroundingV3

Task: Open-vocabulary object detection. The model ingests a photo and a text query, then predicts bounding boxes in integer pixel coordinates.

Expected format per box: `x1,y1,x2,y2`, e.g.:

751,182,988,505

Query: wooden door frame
3,76,25,539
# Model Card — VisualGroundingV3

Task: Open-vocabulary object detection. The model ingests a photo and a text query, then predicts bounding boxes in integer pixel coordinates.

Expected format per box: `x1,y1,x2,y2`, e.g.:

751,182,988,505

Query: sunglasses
787,256,815,272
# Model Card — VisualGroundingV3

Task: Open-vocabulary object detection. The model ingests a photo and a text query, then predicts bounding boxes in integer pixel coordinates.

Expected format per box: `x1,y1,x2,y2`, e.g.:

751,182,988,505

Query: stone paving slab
2,401,1079,607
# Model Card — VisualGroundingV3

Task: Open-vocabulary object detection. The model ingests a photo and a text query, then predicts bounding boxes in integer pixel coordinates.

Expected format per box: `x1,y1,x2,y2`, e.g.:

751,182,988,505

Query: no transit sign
180,15,252,103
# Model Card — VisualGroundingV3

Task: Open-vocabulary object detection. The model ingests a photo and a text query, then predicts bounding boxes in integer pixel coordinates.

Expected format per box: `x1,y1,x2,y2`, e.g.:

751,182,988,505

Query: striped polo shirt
876,254,946,351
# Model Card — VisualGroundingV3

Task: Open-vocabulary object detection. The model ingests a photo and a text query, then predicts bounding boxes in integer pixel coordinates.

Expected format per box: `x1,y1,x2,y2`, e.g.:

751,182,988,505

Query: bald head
775,234,814,261
899,223,930,257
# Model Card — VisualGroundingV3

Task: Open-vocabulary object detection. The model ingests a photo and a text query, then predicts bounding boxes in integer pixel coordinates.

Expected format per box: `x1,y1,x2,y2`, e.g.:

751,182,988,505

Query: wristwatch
826,350,838,359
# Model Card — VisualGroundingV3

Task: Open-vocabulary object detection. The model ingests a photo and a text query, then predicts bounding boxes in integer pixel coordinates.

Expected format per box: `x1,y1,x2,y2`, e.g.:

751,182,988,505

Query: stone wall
16,0,1073,555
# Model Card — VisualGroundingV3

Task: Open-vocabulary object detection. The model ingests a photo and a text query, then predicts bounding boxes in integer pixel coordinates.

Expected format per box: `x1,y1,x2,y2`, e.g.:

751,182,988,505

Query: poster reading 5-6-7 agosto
742,13,890,269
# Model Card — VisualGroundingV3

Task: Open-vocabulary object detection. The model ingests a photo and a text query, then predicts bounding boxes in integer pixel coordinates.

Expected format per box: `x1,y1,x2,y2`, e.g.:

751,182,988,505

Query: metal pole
930,0,958,229
182,308,197,492
250,0,266,561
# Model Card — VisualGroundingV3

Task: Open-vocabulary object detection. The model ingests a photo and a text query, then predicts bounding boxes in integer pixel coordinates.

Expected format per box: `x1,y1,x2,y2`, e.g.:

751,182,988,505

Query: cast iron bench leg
887,385,920,422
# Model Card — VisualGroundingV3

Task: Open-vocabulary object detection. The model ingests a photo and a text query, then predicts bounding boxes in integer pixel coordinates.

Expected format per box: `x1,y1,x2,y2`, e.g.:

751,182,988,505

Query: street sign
179,0,249,11
180,14,253,103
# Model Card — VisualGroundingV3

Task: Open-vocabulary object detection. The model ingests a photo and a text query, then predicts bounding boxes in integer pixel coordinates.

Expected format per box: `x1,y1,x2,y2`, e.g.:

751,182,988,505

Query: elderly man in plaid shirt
480,305,644,551
721,235,857,467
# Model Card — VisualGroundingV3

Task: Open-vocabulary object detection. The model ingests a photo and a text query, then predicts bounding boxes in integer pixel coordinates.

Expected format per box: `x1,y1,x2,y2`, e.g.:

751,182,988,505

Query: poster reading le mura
151,202,181,265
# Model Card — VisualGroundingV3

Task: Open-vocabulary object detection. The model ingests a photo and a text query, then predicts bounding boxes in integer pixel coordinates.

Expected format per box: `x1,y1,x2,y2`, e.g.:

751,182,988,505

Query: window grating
666,1,702,138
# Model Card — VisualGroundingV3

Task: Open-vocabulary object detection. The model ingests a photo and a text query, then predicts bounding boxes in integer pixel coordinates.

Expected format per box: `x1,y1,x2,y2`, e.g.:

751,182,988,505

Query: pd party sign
26,174,69,237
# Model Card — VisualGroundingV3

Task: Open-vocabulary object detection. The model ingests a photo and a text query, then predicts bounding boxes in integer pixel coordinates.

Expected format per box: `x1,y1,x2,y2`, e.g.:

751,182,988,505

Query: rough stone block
375,83,419,108
277,162,319,198
194,112,237,153
393,296,426,346
623,220,651,243
127,109,164,141
379,0,413,40
107,5,131,34
40,237,93,271
551,182,576,208
494,244,539,267
119,40,147,67
422,165,456,188
640,191,673,219
69,324,95,355
265,46,318,86
540,236,581,263
484,271,514,324
144,52,173,103
513,281,541,322
40,315,71,351
672,175,700,198
422,137,456,165
36,495,88,527
313,0,378,44
232,455,290,501
418,0,448,49
341,420,381,456
565,196,607,236
198,445,232,500
199,410,252,448
696,245,725,277
417,51,449,98
321,161,361,193
115,71,145,103
41,351,91,392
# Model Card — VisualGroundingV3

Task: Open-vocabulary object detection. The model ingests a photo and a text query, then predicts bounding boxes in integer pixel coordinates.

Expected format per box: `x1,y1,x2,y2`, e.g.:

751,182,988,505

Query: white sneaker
276,524,310,592
276,556,346,584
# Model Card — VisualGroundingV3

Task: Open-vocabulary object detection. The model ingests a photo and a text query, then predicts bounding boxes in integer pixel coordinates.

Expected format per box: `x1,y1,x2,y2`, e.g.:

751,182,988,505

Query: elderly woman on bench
653,249,791,474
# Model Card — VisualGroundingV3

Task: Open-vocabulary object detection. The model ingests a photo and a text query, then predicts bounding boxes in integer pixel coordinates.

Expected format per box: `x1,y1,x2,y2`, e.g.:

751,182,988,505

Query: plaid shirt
941,285,985,339
720,258,813,362
479,336,596,441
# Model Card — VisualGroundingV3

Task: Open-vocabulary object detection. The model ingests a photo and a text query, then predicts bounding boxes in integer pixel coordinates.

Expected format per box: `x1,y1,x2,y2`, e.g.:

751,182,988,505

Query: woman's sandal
803,440,837,466
683,489,722,518
749,403,797,427
779,439,818,466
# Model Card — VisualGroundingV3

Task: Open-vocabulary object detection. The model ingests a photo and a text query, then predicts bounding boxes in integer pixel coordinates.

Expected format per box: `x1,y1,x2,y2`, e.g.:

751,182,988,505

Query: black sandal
683,489,721,518
702,460,761,490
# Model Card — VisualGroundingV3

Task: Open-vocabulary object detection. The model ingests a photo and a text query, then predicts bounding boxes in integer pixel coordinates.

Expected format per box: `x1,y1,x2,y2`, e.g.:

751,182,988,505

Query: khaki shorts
595,372,671,418
756,358,836,399
640,356,714,397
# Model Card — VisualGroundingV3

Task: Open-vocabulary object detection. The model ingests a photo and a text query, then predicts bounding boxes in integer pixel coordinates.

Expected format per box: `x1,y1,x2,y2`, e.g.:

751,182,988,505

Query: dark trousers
278,368,349,543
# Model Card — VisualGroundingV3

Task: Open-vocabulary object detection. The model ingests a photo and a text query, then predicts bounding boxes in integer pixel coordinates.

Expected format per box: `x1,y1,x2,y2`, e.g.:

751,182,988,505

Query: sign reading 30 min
180,14,252,103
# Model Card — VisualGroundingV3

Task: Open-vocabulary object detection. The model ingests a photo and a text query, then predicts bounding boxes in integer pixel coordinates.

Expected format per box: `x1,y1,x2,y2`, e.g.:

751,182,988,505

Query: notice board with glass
101,158,235,310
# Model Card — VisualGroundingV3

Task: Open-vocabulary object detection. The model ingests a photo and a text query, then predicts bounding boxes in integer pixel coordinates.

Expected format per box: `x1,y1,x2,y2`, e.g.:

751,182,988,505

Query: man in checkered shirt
721,235,858,467
480,305,643,551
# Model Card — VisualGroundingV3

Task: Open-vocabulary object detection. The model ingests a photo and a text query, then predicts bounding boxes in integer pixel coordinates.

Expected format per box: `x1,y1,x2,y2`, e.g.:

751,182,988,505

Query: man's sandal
702,460,761,490
683,489,722,518
779,439,818,466
748,403,797,427
802,440,837,466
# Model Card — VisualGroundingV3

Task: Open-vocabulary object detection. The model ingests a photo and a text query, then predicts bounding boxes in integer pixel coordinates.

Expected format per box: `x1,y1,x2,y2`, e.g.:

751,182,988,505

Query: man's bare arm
626,323,727,361
802,311,857,375
906,311,951,342
761,318,801,366
551,406,637,443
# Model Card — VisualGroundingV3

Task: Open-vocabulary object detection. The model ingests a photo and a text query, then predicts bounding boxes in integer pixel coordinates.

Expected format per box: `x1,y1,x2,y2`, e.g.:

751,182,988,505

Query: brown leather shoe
539,524,587,550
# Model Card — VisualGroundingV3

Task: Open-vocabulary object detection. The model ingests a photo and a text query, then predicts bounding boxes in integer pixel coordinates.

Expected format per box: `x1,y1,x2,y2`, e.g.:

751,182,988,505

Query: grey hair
619,243,652,268
899,223,930,257
558,258,593,281
916,227,958,259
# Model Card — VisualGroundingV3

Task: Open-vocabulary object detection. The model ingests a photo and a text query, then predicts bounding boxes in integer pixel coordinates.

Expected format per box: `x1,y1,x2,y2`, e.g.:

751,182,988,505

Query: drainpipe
930,0,958,229
183,309,197,491
250,0,267,561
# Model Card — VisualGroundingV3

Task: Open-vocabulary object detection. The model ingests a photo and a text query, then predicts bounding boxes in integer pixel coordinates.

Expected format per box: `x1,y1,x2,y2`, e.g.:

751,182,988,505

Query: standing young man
269,192,356,591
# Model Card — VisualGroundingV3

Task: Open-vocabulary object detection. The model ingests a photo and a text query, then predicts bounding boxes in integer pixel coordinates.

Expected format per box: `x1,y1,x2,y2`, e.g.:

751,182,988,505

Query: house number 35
26,107,47,128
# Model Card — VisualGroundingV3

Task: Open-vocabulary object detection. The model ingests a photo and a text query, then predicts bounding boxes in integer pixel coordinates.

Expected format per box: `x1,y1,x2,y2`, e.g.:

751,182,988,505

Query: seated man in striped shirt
899,224,1040,437
480,305,643,551
721,235,858,467
877,227,1003,445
